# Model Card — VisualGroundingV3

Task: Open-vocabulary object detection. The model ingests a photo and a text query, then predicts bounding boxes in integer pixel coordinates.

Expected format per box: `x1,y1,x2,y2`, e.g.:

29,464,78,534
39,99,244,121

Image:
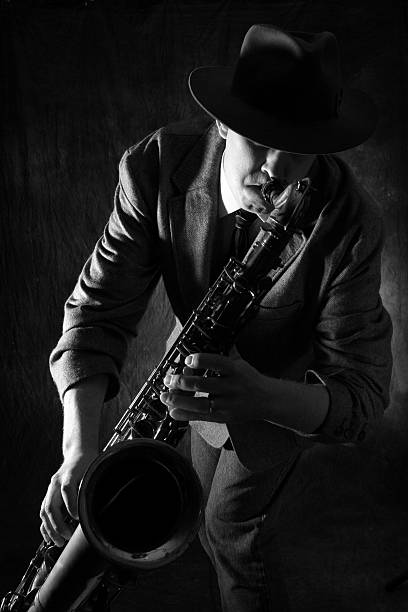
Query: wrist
62,439,100,461
259,376,329,434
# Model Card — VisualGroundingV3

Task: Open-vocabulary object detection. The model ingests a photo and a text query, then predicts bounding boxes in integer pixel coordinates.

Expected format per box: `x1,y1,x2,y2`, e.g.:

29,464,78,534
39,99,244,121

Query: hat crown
232,25,342,123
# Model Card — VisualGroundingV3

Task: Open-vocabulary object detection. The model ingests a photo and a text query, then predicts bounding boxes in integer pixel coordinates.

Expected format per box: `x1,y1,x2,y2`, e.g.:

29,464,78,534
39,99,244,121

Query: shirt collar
219,151,242,218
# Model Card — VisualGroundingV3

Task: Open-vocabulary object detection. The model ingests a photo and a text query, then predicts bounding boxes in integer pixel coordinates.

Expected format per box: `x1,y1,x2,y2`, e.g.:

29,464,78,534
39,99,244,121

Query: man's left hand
160,348,269,423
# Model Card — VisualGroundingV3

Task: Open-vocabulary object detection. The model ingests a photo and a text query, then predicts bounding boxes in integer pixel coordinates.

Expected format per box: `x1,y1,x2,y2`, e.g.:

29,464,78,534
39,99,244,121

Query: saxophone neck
241,178,312,276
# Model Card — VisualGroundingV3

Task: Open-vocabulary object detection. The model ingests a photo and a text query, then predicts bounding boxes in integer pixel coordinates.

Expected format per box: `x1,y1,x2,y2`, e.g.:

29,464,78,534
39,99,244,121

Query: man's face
219,123,316,219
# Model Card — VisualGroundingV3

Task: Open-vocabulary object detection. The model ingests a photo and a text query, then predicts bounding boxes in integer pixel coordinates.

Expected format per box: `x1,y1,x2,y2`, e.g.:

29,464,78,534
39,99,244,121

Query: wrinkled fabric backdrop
1,1,408,611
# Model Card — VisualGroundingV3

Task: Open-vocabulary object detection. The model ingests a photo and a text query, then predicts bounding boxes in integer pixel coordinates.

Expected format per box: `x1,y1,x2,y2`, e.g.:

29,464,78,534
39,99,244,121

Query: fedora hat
189,24,377,154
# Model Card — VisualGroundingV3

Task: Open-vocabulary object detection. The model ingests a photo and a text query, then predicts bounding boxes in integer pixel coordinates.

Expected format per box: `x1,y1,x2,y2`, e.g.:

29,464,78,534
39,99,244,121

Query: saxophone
1,177,312,612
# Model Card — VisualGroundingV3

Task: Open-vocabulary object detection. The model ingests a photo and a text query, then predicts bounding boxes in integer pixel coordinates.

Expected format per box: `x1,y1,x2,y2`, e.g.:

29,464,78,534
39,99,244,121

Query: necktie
233,209,257,259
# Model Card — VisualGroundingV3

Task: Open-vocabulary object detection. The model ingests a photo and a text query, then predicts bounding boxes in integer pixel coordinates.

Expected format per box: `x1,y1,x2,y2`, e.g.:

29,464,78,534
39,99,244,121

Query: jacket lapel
167,124,224,312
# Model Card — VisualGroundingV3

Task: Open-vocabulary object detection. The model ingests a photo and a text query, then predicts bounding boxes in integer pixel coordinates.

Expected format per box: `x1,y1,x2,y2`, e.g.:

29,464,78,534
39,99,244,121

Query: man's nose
260,149,285,177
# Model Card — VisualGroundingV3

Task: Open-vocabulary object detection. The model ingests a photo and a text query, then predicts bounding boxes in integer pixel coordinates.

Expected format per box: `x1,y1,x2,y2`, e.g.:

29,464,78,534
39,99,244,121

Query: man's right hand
39,451,98,547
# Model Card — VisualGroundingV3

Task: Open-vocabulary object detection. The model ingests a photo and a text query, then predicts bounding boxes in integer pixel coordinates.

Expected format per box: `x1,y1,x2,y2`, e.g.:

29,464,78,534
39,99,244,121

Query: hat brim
189,66,377,154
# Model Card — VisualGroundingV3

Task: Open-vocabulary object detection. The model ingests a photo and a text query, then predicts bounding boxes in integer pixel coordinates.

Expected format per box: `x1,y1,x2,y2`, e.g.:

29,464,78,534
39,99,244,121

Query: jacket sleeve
49,144,161,401
304,192,392,444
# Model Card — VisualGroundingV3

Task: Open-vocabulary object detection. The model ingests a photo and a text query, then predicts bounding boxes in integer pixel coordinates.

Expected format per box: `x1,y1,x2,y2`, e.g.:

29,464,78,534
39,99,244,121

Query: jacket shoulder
118,115,216,200
327,154,383,226
122,115,214,167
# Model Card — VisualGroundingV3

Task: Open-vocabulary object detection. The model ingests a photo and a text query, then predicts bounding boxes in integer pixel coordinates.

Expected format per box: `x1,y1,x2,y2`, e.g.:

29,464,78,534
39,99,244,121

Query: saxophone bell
78,439,203,571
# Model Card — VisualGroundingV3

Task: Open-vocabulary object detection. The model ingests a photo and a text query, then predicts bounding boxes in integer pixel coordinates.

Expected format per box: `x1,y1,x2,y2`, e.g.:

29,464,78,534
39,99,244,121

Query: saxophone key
176,343,191,357
131,419,157,439
142,399,167,420
147,379,165,397
191,321,213,340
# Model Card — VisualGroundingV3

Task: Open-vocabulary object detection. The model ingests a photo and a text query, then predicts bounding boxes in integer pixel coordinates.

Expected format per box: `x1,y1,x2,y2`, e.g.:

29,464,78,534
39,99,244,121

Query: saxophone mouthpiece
260,177,285,206
266,178,312,230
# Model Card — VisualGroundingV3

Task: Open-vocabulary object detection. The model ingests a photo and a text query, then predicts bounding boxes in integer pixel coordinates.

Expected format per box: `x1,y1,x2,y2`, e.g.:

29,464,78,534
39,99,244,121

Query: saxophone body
1,178,312,612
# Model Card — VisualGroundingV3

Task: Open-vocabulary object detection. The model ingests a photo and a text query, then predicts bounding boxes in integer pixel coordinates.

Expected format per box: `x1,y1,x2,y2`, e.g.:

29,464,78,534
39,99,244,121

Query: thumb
61,480,80,521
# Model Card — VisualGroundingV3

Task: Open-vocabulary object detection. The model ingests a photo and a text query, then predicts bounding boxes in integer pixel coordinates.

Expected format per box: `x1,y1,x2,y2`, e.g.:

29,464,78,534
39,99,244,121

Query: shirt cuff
49,349,120,403
303,368,369,444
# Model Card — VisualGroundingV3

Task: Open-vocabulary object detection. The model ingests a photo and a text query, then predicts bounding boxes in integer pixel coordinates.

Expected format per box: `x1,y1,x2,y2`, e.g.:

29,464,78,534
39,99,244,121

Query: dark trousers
190,428,299,612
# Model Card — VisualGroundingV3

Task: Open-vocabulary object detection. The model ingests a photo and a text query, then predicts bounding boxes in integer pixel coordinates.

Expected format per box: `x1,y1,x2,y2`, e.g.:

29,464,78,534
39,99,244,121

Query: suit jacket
50,117,392,471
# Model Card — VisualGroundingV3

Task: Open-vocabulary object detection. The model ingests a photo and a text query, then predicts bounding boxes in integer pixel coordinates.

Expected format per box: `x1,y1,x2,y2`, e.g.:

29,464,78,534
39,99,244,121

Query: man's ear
215,120,228,140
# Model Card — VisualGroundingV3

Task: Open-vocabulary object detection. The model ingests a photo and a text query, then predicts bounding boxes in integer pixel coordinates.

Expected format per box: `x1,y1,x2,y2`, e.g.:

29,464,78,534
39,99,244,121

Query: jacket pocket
255,299,303,322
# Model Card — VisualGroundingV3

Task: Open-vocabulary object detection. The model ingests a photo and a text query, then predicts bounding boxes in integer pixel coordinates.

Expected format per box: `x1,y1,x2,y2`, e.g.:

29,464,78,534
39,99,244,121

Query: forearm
259,376,329,434
62,374,109,458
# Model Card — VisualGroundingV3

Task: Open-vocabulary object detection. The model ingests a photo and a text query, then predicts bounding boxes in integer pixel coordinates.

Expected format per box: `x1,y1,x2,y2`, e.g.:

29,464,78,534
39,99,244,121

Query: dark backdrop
1,1,408,611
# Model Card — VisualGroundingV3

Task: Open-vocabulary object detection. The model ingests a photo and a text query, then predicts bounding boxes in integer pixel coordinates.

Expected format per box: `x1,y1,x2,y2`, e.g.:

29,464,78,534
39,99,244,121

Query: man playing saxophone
39,24,392,611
